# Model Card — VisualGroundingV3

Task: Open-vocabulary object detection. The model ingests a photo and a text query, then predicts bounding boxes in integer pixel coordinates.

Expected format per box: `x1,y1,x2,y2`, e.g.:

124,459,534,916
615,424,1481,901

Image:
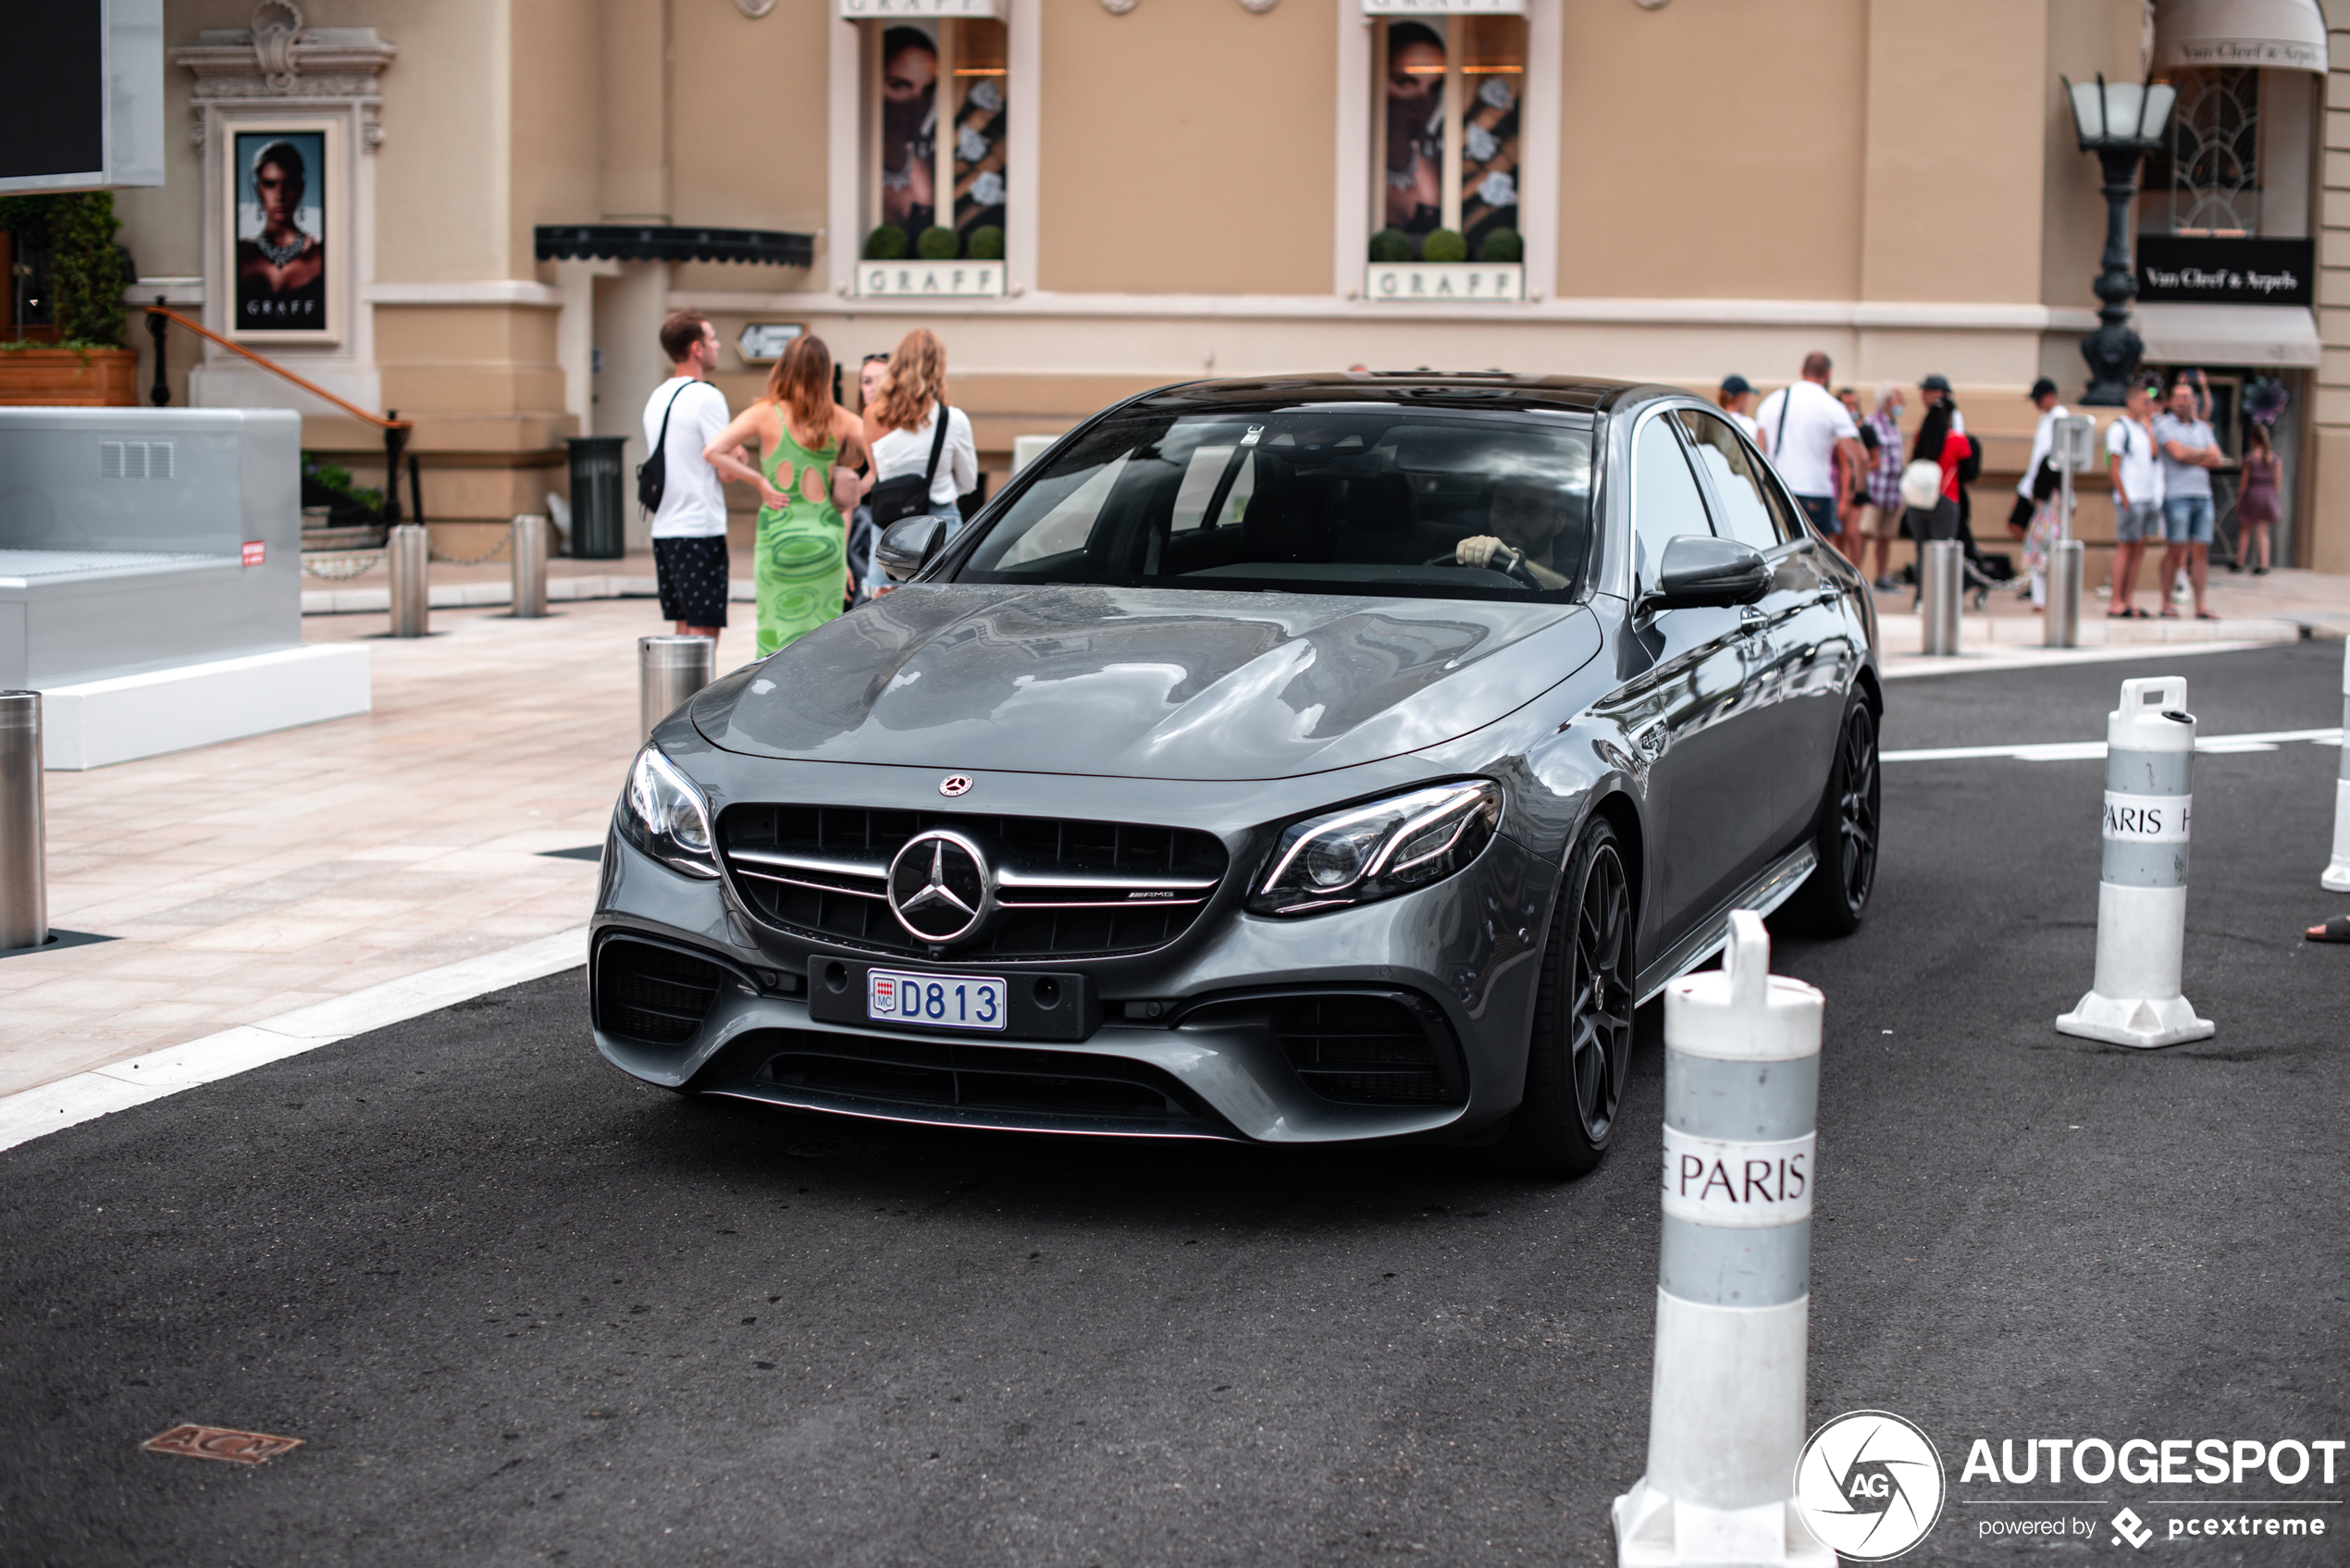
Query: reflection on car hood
692,585,1601,782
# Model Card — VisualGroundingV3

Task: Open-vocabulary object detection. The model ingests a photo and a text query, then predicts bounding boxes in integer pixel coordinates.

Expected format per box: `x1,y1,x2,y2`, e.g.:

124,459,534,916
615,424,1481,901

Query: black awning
533,225,815,267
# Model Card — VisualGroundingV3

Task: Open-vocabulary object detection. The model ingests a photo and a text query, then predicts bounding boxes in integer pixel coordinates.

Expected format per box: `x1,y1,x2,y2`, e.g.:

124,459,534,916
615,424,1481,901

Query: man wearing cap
1756,352,1866,557
2017,376,2069,513
1716,375,1758,439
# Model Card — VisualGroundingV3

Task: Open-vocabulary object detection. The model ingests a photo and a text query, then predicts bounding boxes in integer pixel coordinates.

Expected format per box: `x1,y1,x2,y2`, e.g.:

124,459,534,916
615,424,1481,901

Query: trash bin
564,435,627,560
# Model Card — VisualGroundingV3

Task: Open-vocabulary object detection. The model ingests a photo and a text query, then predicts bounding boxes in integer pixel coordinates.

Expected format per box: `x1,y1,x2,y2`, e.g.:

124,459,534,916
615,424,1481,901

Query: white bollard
1614,910,1832,1568
2323,639,2350,892
2056,674,2213,1048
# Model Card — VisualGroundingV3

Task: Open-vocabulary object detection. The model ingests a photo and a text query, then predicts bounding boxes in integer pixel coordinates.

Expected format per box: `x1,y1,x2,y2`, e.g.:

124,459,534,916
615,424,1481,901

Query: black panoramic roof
1125,372,1665,418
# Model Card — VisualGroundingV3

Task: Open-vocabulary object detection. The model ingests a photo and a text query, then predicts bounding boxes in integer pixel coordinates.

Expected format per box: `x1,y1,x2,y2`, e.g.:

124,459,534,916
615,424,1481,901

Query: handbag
1899,459,1943,512
866,402,952,528
636,381,688,515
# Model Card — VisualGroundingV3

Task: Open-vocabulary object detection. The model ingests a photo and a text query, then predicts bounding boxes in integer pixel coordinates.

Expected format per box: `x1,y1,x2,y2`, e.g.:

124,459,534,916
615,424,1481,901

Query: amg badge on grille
939,774,973,797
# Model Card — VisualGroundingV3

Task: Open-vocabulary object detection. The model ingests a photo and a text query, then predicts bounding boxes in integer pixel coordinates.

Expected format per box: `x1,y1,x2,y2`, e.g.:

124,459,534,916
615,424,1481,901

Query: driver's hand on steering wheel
1455,535,1517,571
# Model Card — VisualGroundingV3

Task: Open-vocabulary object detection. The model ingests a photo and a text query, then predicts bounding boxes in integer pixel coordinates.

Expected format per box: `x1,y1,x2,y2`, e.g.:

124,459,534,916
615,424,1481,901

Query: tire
1499,818,1636,1179
1786,698,1881,936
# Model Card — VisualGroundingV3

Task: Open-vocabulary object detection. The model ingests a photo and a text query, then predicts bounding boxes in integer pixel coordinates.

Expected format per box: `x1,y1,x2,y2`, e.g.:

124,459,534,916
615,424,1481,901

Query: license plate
866,968,1008,1032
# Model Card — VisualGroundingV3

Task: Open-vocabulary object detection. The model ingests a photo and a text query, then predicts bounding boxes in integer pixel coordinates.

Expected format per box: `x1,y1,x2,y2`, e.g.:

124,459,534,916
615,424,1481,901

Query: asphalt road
4,642,2344,1567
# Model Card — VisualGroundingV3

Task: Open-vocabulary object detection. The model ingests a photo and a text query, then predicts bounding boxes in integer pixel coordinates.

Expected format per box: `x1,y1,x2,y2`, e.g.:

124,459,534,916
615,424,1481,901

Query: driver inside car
1451,475,1573,588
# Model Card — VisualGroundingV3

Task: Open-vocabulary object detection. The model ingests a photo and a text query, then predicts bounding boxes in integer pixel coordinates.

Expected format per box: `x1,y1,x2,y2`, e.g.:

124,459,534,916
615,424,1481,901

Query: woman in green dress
705,333,870,657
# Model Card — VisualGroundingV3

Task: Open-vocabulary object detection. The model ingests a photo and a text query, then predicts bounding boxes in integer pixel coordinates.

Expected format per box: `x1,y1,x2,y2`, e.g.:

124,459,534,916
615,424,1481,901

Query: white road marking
0,925,588,1155
1884,727,2342,764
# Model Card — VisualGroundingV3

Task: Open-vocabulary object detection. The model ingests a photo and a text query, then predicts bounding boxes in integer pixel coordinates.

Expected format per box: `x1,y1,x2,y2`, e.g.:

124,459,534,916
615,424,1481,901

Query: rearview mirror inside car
876,515,947,582
1643,534,1772,611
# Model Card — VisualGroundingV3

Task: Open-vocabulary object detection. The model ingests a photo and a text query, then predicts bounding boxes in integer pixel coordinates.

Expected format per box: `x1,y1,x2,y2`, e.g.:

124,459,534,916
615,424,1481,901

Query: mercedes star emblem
886,829,995,945
939,774,973,797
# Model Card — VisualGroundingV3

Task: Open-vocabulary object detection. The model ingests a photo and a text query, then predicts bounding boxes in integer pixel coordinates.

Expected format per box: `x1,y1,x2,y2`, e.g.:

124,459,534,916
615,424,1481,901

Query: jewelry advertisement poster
229,122,337,340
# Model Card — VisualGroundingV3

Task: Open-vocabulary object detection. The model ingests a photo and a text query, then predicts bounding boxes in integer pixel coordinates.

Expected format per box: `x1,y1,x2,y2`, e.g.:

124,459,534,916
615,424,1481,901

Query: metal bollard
2323,639,2350,892
2056,674,2213,1048
1614,910,1830,1568
1918,539,1960,656
2044,538,2084,648
510,513,549,619
639,636,715,741
0,692,46,952
388,523,430,637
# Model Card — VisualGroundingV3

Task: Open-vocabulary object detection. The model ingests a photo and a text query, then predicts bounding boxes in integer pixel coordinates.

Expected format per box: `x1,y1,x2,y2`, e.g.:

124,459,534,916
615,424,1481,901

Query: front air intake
596,938,730,1045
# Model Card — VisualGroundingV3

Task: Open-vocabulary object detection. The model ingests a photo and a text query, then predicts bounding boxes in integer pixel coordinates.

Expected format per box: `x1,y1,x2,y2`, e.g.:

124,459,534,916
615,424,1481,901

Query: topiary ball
968,225,1006,261
864,224,909,261
916,226,960,260
1367,228,1414,264
1421,228,1468,265
1478,228,1523,264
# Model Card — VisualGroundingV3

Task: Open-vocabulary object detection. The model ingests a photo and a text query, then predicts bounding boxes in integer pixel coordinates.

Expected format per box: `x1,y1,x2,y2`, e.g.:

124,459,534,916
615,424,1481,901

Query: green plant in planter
967,225,1005,261
1478,228,1523,264
1367,228,1414,264
915,226,960,260
1420,228,1468,265
864,224,909,260
0,191,127,347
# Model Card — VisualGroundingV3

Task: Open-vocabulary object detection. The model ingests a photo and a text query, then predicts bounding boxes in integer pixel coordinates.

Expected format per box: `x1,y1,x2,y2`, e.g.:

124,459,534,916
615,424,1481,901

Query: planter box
857,259,1008,299
0,348,139,407
1365,263,1524,303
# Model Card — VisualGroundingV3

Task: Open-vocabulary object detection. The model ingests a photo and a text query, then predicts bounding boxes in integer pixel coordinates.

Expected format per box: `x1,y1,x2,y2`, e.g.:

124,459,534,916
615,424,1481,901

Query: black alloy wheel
1789,698,1880,935
1501,818,1635,1178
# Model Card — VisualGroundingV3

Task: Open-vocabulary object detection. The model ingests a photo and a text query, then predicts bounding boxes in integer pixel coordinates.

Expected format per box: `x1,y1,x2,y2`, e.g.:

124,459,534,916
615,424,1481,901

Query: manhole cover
142,1425,303,1465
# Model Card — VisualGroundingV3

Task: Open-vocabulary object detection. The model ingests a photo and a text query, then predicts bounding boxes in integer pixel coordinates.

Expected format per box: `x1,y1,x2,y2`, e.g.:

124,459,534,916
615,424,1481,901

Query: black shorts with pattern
653,536,730,627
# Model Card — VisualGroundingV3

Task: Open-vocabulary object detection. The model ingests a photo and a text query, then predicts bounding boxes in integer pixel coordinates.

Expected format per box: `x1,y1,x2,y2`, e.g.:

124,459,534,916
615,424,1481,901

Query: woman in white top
862,327,980,538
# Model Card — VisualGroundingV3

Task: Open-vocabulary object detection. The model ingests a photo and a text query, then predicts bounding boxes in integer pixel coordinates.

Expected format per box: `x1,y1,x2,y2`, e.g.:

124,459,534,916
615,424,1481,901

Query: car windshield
952,407,1595,600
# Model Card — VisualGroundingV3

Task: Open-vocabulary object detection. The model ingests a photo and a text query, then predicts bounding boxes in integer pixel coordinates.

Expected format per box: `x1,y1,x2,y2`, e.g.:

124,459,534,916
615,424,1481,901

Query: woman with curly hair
862,328,978,540
704,334,869,656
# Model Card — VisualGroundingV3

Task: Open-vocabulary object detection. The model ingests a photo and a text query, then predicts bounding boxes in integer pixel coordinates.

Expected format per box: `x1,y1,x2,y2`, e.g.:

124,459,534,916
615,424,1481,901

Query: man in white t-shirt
2104,382,2164,618
2017,377,2069,504
642,311,734,644
1754,352,1865,557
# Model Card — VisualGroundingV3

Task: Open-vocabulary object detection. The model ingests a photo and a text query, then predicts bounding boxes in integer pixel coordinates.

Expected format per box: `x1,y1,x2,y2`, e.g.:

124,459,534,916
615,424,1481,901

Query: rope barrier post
382,411,407,529
511,514,549,619
0,692,46,953
2323,638,2350,892
1919,539,1961,656
639,636,715,742
1614,910,1829,1568
2057,674,2214,1048
2047,415,2094,649
147,296,170,407
388,524,430,638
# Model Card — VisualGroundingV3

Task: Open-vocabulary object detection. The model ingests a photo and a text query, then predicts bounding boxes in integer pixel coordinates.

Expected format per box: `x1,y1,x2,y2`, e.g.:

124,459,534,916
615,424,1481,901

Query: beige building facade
112,0,2349,573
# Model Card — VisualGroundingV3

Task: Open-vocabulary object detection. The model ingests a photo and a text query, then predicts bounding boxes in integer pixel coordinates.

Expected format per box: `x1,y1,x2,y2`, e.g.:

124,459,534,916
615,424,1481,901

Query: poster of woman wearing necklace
231,130,330,338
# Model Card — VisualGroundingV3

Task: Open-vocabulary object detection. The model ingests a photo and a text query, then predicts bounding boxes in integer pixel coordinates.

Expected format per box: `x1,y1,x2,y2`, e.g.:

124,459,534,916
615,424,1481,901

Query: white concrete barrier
2324,639,2350,893
1614,910,1833,1568
2056,674,2213,1048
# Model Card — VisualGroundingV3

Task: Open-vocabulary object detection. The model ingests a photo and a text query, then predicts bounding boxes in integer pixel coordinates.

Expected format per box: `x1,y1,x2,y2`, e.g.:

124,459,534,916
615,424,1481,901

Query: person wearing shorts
2104,381,2163,618
2153,372,2224,621
644,311,736,645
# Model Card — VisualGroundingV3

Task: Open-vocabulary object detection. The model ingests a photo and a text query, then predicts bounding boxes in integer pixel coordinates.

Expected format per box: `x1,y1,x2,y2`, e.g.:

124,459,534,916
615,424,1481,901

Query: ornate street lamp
2064,72,2179,405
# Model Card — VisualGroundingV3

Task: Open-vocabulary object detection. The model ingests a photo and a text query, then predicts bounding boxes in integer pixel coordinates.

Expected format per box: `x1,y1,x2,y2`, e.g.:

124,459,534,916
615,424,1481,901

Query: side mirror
876,514,947,582
1642,534,1772,611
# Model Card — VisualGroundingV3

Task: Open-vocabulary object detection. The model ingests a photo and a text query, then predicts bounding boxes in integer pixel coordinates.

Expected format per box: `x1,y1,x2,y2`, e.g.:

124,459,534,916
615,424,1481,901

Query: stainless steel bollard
1919,538,1961,656
2045,538,2084,648
510,513,549,619
639,636,715,740
0,692,46,952
388,523,430,637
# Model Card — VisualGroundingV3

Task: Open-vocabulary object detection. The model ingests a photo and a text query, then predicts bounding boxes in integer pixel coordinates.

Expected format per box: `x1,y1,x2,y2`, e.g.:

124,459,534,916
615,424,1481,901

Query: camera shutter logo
1793,1410,1946,1561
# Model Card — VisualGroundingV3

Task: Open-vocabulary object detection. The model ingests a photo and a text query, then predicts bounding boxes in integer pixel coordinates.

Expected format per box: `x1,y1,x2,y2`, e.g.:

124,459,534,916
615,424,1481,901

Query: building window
2147,67,2260,236
1369,15,1524,265
866,18,1008,265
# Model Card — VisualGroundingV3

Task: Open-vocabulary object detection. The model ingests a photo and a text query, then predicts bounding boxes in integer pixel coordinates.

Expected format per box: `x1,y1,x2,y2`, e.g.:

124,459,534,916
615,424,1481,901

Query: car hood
692,584,1601,782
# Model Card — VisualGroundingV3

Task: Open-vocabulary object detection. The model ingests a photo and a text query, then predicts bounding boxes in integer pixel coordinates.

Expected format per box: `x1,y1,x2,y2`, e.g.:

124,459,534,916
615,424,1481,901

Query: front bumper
589,772,1554,1145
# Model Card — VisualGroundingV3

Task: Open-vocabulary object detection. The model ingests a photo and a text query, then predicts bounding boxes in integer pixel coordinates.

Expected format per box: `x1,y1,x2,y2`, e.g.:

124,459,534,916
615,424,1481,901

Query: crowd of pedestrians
636,313,977,659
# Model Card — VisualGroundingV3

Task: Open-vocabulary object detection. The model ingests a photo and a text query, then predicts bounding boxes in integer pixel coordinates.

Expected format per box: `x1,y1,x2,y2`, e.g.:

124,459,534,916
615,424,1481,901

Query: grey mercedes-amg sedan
592,374,1879,1176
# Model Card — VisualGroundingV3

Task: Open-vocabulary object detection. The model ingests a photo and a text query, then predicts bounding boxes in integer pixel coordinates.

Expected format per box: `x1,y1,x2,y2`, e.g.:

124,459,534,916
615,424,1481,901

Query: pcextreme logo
1794,1411,1948,1562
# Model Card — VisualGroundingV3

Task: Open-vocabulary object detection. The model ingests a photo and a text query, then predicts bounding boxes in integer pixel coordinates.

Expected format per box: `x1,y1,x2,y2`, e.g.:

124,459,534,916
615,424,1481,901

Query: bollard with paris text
2324,639,2350,892
1613,910,1832,1568
2056,674,2213,1048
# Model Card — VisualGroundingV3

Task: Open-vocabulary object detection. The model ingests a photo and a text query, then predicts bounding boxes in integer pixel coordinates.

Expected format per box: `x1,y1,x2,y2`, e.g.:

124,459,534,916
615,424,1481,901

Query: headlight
1249,780,1502,917
616,746,720,879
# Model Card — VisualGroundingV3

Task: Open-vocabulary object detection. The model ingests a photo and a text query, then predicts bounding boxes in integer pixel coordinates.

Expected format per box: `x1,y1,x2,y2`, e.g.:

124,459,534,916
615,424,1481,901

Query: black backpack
636,381,690,515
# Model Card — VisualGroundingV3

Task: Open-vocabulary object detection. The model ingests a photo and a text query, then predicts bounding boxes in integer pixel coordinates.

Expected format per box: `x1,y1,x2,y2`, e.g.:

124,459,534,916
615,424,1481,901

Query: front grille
757,1030,1220,1127
721,806,1229,961
597,938,730,1045
1272,994,1464,1106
